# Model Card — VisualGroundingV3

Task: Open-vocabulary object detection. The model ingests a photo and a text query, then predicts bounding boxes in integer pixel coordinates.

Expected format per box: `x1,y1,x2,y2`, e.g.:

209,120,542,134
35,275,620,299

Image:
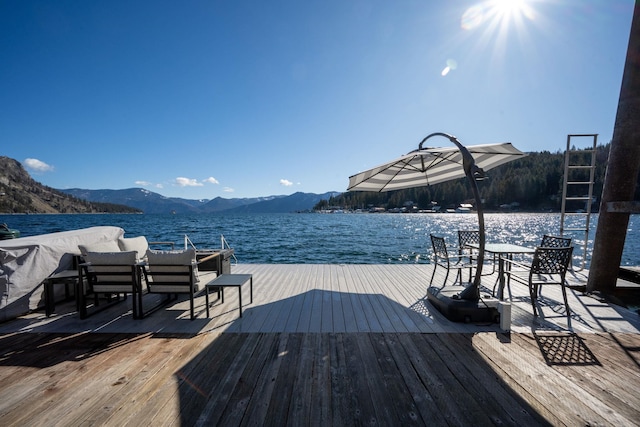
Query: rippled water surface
1,213,638,266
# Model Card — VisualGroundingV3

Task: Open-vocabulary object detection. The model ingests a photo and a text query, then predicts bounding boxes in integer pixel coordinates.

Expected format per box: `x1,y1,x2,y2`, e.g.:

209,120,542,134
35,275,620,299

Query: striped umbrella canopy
347,142,527,192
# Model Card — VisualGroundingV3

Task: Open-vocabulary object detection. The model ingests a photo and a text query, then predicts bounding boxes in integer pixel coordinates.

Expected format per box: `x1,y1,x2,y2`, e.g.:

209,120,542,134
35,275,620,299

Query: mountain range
0,154,338,214
60,188,340,214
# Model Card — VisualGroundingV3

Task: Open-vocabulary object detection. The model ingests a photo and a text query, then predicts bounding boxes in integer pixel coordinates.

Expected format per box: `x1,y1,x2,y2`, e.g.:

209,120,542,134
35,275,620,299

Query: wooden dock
1,264,639,426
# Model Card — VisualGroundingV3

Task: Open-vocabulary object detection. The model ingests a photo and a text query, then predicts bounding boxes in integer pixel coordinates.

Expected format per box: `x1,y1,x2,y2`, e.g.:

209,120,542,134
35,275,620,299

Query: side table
204,274,253,318
44,270,80,317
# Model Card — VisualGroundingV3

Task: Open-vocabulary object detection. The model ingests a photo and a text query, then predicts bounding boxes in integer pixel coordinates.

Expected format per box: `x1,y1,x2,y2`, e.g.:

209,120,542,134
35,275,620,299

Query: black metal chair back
430,234,450,264
458,229,495,276
540,235,572,248
457,230,480,250
531,246,574,276
429,234,472,288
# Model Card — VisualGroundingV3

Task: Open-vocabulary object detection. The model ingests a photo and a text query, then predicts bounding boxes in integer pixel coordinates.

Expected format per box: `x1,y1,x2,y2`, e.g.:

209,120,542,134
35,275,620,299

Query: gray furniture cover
0,226,124,322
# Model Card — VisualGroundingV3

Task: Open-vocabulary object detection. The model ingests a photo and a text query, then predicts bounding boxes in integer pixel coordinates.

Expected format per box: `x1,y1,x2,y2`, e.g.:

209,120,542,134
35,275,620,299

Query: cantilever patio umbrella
347,132,526,309
347,137,526,193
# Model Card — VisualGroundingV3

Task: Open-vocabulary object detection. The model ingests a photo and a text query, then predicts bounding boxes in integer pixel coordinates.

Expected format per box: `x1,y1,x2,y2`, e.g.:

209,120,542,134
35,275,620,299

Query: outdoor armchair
140,249,201,320
78,251,141,319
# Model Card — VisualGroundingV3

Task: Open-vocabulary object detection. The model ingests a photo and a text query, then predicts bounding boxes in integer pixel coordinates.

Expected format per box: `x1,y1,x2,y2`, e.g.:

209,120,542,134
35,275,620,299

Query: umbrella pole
455,167,484,300
421,133,485,301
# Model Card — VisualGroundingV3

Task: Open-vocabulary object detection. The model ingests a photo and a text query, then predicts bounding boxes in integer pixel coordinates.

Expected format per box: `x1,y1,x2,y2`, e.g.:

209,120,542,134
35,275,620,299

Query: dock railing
184,234,238,265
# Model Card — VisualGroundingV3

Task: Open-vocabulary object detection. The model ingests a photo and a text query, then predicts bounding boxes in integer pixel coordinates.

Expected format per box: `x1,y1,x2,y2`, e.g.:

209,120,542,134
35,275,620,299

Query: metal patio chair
500,235,573,298
457,230,497,280
430,234,475,288
505,246,574,328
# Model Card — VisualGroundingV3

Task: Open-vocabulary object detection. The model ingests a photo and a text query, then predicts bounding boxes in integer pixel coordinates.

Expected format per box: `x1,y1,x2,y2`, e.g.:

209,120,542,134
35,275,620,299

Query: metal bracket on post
605,201,640,213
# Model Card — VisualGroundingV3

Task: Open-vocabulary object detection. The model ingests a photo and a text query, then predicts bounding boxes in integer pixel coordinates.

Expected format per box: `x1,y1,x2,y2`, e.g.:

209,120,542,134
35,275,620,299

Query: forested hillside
0,156,142,214
317,144,640,212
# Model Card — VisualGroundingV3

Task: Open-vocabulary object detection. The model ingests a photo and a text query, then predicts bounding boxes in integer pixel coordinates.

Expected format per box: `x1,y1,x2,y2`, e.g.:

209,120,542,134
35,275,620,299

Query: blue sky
1,0,634,199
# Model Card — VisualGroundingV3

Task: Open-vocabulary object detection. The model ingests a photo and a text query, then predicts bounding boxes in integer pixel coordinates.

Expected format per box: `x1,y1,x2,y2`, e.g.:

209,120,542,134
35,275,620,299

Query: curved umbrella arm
420,132,485,301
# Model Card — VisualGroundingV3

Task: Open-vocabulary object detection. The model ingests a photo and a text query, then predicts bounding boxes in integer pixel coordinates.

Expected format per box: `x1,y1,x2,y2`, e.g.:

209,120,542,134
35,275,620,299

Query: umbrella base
427,286,500,324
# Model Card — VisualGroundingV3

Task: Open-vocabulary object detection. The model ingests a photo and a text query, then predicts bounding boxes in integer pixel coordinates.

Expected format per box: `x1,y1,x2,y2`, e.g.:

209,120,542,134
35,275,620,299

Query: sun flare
455,0,540,76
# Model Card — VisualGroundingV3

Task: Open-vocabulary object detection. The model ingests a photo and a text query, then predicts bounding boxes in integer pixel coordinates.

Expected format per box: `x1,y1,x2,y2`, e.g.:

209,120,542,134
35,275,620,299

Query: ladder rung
565,197,591,201
566,181,594,185
562,227,589,232
567,165,594,169
563,212,590,216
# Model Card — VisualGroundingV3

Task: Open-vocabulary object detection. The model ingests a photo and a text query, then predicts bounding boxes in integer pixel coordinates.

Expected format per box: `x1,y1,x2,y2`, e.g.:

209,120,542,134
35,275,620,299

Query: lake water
1,213,639,267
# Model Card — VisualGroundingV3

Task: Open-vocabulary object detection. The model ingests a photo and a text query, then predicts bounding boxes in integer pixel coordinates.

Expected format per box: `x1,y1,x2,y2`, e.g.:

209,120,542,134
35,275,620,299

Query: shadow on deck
1,326,638,425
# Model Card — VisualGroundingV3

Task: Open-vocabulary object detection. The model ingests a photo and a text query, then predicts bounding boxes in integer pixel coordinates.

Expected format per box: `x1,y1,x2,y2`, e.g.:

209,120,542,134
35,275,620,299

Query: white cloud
203,177,219,184
136,181,163,190
23,158,54,172
223,187,235,193
280,179,293,187
175,177,203,187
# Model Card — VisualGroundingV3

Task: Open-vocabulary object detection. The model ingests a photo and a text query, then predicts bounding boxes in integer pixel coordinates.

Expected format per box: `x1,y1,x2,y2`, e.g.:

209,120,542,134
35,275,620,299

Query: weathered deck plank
1,331,640,426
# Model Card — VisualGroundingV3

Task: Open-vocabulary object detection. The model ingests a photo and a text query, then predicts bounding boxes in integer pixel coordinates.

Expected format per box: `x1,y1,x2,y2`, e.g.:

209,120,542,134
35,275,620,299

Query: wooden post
587,2,640,293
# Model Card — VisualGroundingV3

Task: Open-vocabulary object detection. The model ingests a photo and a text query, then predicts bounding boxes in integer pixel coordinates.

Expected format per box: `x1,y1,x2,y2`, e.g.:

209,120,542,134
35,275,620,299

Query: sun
461,0,536,31
492,0,525,15
489,0,535,22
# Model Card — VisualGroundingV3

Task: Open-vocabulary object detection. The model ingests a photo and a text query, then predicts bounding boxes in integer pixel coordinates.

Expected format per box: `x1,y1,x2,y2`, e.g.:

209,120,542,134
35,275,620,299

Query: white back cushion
84,251,137,283
146,249,199,283
146,249,196,265
118,236,149,259
78,240,121,256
